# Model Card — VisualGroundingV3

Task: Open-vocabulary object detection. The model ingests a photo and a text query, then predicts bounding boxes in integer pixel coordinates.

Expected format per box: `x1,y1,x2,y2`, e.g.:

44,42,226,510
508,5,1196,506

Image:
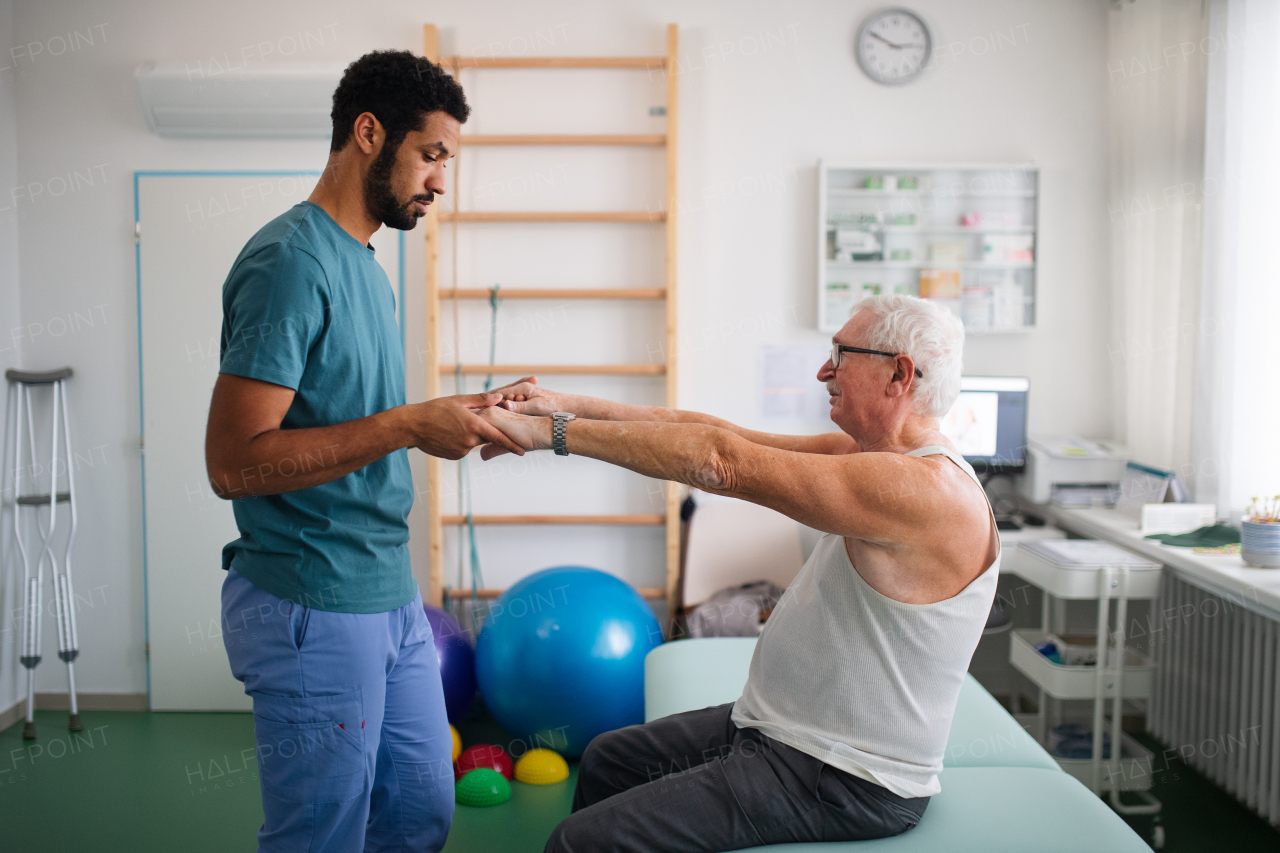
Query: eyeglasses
830,343,924,378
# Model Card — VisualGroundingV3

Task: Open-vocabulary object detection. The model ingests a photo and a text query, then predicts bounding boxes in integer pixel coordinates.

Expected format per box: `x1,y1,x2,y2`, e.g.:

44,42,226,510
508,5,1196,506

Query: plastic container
1241,521,1280,568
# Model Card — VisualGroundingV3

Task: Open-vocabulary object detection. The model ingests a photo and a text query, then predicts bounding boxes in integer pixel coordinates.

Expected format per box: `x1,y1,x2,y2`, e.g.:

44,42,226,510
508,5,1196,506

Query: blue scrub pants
222,568,455,852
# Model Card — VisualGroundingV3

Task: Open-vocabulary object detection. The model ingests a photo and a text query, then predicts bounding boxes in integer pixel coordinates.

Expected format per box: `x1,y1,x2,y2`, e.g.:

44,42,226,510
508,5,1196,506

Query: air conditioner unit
133,61,344,138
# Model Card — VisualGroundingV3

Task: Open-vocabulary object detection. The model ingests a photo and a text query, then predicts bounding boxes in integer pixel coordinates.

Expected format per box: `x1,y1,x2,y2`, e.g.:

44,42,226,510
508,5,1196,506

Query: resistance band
452,284,501,626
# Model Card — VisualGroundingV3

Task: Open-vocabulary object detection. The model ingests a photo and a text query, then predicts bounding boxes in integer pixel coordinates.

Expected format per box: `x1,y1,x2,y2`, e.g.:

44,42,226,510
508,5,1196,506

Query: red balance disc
455,744,514,781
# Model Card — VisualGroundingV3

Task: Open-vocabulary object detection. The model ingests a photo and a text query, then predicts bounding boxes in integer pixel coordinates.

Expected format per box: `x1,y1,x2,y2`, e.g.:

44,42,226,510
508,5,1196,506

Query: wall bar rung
441,288,666,300
439,211,664,223
441,364,664,376
448,56,666,69
441,514,664,526
462,134,665,146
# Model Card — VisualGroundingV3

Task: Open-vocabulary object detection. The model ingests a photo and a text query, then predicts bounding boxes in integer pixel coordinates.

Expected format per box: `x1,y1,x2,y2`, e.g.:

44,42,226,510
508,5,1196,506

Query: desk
1047,507,1280,622
1046,506,1280,828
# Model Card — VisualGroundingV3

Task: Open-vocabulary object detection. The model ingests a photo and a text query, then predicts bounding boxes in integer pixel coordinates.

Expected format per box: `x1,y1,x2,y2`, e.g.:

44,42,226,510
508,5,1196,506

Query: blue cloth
219,201,414,614
222,568,454,852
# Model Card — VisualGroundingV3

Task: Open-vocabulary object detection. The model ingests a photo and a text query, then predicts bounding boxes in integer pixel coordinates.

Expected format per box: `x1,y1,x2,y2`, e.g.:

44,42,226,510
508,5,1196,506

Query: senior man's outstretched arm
494,379,858,456
476,408,978,546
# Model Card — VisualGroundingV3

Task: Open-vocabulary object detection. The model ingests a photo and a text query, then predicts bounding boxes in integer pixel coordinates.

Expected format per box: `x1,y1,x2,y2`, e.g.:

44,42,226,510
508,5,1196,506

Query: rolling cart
1007,539,1166,848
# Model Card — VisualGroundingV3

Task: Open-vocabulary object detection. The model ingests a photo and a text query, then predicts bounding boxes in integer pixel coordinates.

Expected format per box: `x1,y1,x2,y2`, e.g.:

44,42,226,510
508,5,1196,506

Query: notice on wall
758,344,831,422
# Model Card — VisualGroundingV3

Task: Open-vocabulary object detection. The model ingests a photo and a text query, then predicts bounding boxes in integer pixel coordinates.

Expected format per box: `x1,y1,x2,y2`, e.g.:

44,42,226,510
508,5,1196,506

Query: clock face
856,8,932,85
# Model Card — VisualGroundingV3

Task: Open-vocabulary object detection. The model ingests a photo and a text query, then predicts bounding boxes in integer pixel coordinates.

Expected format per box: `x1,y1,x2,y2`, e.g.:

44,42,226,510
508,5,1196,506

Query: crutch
7,368,80,739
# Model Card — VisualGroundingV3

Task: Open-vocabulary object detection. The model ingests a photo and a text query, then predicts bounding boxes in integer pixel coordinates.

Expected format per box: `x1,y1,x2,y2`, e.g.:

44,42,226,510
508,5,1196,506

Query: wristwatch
551,412,576,456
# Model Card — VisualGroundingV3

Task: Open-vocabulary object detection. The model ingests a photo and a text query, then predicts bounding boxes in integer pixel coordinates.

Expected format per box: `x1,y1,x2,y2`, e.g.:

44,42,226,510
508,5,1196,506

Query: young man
481,295,1000,852
205,51,522,852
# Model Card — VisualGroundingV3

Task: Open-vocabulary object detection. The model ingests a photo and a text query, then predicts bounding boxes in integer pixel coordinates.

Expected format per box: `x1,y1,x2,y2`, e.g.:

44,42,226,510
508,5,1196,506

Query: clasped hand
404,376,556,460
474,377,568,460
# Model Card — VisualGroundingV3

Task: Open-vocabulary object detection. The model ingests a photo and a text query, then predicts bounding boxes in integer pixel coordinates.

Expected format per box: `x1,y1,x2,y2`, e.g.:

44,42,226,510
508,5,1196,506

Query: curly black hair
330,50,470,154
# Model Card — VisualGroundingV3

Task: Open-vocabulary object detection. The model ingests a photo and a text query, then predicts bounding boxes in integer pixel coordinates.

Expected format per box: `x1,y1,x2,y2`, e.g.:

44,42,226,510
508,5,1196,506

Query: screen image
940,391,1000,456
940,377,1029,472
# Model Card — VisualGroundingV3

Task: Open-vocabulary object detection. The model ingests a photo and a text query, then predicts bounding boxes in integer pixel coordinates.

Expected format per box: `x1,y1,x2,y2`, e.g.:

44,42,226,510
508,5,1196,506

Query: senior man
480,294,1001,852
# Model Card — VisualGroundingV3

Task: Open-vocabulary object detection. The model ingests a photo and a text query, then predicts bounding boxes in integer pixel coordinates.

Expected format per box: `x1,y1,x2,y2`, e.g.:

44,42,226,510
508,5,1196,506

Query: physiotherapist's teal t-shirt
219,201,415,614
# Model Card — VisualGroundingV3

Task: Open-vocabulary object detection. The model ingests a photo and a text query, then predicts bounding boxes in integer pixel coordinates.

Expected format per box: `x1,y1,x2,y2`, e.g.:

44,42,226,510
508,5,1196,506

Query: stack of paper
1115,462,1192,516
1021,539,1159,568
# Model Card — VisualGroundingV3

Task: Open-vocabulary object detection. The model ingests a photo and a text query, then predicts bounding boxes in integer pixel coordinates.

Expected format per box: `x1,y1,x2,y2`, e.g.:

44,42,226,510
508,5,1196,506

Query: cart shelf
1041,731,1156,793
1010,630,1155,701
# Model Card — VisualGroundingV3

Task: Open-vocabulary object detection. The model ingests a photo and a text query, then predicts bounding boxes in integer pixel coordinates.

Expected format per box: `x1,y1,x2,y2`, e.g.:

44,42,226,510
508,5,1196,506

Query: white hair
849,294,965,418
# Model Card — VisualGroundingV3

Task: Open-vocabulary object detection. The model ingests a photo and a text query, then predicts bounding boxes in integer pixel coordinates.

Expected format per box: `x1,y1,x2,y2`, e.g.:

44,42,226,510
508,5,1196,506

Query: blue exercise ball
423,604,477,725
475,566,663,758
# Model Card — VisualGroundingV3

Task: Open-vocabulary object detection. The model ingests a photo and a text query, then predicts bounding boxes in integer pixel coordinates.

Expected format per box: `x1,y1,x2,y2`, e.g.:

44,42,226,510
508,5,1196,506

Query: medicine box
919,268,961,299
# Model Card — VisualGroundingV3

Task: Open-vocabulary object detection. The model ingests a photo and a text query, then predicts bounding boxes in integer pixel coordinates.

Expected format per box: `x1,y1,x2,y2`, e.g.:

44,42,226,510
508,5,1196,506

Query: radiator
1150,572,1280,826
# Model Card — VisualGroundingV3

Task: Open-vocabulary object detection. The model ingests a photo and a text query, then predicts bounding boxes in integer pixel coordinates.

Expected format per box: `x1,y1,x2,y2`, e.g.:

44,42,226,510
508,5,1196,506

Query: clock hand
869,31,904,50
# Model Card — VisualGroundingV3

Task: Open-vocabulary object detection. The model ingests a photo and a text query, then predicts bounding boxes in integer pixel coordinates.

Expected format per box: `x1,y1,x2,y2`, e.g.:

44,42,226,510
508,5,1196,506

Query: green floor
0,708,573,853
3,711,1279,852
1124,732,1280,852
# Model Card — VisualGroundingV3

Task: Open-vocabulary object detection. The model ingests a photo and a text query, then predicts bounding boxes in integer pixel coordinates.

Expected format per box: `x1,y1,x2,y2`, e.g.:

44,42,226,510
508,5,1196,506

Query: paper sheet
758,344,831,422
1116,464,1171,516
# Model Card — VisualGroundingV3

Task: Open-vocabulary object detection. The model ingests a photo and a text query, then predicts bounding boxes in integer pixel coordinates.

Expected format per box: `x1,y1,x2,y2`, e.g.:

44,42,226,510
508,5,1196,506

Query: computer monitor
939,376,1030,474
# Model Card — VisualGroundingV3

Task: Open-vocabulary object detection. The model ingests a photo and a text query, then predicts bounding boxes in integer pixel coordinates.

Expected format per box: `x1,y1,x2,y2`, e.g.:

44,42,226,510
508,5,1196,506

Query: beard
363,139,432,232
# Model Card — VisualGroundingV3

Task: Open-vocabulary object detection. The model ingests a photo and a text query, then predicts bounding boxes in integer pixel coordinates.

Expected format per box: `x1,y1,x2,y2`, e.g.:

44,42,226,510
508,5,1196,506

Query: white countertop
1046,506,1280,621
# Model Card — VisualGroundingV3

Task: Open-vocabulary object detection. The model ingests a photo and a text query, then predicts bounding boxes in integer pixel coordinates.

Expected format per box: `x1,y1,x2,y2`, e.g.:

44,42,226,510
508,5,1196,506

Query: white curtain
1195,0,1280,515
1107,0,1208,482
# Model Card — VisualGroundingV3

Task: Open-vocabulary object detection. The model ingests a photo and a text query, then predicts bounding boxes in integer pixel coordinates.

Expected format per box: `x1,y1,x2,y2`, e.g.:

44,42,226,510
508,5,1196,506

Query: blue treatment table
644,637,1149,852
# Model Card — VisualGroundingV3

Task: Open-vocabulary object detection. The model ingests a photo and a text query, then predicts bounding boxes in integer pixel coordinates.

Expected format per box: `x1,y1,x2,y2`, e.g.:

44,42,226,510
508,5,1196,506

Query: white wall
0,0,24,715
5,0,1113,696
0,0,18,338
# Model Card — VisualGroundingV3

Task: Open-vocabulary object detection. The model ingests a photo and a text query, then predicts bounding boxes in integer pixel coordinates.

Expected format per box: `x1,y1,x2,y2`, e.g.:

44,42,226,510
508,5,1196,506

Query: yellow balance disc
515,748,569,785
450,725,462,762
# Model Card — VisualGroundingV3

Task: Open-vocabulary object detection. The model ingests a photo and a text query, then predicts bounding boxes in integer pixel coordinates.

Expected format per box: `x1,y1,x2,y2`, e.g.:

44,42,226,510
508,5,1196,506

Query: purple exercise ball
423,604,477,724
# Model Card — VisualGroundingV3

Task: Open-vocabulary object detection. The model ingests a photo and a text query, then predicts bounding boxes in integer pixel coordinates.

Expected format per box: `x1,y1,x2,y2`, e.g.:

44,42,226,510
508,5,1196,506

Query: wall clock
855,8,932,85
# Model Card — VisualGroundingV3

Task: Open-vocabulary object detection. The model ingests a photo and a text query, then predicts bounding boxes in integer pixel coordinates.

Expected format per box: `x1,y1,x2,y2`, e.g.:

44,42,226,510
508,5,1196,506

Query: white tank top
730,446,1000,798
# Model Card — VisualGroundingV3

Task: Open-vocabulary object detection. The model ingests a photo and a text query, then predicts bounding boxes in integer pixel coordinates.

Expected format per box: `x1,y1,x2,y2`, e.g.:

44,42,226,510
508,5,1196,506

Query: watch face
856,8,932,85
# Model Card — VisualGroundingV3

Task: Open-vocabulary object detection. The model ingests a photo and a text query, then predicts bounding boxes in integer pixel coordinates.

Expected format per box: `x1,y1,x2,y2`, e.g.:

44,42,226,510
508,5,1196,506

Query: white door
138,172,402,710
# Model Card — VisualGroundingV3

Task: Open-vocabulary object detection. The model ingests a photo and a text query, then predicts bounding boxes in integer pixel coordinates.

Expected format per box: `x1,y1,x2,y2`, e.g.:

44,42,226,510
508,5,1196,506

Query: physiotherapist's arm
495,380,857,455
205,373,524,499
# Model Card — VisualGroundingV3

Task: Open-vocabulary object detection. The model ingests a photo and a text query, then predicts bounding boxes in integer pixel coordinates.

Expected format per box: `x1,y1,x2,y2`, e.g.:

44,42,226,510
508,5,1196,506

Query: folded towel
1145,524,1240,548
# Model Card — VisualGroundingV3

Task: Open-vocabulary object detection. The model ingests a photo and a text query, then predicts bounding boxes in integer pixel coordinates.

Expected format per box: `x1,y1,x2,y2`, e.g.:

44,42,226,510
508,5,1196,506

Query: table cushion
944,672,1061,771
734,766,1148,853
645,638,1059,771
645,637,758,723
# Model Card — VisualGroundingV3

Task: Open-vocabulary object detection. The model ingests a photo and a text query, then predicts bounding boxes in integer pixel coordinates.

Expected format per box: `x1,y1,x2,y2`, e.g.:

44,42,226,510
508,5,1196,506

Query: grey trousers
543,703,927,853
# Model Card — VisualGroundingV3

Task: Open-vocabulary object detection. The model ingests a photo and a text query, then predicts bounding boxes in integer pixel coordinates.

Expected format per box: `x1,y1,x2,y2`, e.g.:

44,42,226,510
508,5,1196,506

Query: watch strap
552,412,575,456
